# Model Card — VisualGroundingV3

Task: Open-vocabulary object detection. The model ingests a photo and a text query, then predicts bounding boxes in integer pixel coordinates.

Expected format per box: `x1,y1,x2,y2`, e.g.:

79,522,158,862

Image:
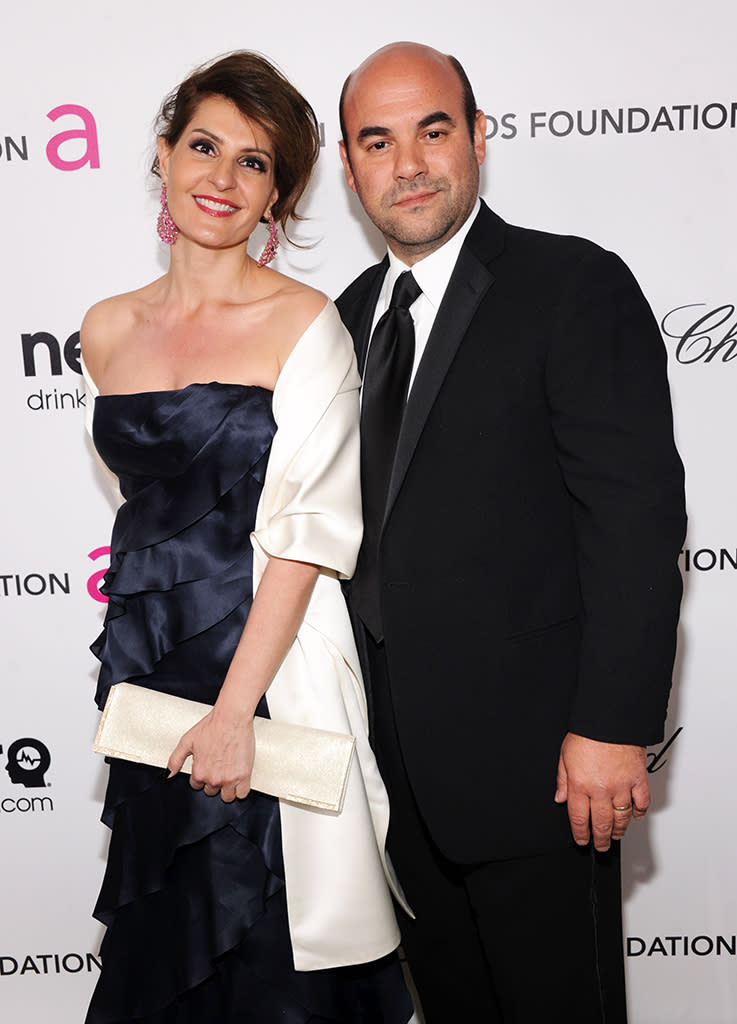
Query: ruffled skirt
86,756,411,1023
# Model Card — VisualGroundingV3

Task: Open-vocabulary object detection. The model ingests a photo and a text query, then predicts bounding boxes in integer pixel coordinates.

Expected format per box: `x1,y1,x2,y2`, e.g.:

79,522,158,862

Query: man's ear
473,109,487,168
339,140,357,194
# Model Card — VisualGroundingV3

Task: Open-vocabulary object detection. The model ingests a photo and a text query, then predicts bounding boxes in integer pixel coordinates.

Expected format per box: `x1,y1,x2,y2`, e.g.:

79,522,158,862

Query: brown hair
152,51,320,231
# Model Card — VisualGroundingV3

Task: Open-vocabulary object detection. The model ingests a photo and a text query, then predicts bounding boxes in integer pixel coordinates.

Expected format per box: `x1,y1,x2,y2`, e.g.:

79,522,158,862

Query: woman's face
158,94,278,251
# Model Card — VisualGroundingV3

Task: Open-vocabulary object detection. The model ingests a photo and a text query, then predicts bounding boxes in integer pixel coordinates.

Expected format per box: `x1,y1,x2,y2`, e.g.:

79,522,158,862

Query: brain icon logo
4,737,51,788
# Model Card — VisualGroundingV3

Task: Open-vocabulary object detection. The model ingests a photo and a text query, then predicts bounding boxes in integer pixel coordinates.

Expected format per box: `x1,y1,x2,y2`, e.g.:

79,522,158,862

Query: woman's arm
170,301,362,803
167,555,319,802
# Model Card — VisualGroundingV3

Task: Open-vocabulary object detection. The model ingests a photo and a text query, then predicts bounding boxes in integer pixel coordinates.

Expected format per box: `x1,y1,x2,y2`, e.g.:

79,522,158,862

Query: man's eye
369,141,388,151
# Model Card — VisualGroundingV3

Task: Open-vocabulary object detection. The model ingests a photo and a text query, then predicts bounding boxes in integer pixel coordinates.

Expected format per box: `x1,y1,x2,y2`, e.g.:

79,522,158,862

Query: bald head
339,42,478,154
337,41,485,264
345,42,455,91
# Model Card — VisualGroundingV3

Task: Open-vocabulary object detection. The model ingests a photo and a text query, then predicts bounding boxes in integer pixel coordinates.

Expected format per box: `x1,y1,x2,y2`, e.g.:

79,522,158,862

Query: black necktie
354,271,422,640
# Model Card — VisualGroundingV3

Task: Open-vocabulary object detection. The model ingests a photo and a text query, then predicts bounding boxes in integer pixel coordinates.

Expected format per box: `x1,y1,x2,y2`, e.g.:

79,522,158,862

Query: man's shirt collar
383,198,481,309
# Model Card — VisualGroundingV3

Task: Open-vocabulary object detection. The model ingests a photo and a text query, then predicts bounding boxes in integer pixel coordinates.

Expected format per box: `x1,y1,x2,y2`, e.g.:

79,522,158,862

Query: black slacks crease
365,633,628,1024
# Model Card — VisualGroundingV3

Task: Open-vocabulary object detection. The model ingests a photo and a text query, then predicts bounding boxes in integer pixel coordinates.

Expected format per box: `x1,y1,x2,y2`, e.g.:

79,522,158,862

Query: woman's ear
157,136,171,181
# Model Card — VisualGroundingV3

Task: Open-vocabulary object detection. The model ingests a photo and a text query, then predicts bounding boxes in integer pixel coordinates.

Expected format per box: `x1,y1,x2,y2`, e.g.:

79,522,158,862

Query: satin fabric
251,302,409,970
83,301,411,1021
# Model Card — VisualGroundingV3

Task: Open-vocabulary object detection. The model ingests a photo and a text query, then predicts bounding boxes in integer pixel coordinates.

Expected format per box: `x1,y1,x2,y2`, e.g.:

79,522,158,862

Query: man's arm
545,246,686,849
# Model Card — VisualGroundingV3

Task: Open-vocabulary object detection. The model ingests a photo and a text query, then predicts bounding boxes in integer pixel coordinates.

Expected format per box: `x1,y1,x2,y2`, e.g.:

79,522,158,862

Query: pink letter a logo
46,104,100,171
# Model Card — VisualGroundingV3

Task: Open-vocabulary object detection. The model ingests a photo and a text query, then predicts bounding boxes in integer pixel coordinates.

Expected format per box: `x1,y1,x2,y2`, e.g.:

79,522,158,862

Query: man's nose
394,141,428,180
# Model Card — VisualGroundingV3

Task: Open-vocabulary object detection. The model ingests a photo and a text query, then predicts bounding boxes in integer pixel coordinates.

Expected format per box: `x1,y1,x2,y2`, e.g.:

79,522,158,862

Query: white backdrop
2,2,736,1021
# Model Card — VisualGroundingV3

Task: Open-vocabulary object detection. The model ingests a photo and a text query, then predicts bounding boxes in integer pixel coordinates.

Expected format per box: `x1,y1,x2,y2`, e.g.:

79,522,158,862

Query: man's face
340,48,486,265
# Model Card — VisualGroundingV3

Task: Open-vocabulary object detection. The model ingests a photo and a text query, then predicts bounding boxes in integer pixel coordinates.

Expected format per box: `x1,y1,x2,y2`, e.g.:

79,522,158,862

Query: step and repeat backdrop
2,2,735,1021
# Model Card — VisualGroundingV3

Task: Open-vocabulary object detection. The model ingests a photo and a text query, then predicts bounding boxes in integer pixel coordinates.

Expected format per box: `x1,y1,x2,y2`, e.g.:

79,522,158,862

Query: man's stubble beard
356,163,479,259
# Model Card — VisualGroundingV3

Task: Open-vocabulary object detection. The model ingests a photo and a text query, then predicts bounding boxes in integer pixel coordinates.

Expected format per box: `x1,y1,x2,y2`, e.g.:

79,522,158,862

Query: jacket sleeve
545,247,686,745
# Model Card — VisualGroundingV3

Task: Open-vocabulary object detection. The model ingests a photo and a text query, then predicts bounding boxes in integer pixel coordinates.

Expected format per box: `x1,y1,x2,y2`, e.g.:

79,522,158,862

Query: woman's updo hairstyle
152,51,321,233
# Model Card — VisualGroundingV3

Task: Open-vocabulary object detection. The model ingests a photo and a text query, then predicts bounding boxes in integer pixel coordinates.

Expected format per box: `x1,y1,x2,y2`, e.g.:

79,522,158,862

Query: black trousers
366,634,628,1024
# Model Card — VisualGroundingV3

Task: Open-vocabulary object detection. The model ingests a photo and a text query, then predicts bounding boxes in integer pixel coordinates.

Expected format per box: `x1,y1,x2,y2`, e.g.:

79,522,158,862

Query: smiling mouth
194,195,240,216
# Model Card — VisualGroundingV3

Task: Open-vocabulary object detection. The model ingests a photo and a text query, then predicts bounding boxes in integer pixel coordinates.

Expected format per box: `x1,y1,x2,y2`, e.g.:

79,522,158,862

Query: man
336,42,686,1023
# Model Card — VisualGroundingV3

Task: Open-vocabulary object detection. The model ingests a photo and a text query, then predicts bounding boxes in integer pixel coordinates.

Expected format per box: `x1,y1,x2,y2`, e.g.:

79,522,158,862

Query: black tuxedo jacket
336,202,686,863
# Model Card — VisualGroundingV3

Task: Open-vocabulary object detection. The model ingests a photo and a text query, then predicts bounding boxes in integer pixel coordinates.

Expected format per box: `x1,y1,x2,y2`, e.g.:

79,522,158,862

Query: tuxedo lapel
384,238,496,521
342,257,389,373
338,204,507,529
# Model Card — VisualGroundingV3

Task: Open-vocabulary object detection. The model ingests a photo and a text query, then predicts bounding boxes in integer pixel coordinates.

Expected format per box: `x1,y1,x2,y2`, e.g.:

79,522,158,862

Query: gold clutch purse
93,682,355,813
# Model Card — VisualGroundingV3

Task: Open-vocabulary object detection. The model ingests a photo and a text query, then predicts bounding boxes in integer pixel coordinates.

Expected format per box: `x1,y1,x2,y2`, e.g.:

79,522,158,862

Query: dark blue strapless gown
86,383,412,1024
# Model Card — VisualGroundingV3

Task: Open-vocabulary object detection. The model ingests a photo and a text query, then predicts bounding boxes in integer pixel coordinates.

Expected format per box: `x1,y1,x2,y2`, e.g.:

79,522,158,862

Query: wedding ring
613,803,633,811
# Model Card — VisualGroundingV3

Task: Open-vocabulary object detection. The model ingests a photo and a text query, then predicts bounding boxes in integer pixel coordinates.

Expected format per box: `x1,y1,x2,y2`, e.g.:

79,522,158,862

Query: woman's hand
167,704,256,803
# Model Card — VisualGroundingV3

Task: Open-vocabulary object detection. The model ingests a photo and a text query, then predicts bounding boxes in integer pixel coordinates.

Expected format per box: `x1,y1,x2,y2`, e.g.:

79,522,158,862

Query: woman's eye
241,157,267,172
190,139,214,154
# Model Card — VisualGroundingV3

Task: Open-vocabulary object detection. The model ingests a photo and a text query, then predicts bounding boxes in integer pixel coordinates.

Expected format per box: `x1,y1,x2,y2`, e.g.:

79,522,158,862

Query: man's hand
554,732,650,851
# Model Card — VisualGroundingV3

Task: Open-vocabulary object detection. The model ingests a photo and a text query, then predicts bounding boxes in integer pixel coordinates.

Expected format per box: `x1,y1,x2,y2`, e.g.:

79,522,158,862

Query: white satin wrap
252,301,408,970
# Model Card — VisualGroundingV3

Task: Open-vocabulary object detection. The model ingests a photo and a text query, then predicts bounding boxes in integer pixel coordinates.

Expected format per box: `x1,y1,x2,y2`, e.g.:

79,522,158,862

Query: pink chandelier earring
257,210,279,267
157,182,178,245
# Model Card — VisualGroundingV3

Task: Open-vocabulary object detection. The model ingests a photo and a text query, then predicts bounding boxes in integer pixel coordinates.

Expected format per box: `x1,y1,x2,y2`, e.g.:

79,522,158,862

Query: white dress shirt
368,198,481,391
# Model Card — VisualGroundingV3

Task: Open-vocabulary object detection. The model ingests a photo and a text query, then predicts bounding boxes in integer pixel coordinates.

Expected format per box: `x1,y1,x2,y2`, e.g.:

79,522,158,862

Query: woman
82,52,413,1023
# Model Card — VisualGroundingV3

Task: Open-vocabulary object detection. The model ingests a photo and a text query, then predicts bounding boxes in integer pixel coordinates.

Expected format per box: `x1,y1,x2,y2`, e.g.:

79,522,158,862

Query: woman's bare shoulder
80,282,161,382
263,274,329,358
273,275,328,320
